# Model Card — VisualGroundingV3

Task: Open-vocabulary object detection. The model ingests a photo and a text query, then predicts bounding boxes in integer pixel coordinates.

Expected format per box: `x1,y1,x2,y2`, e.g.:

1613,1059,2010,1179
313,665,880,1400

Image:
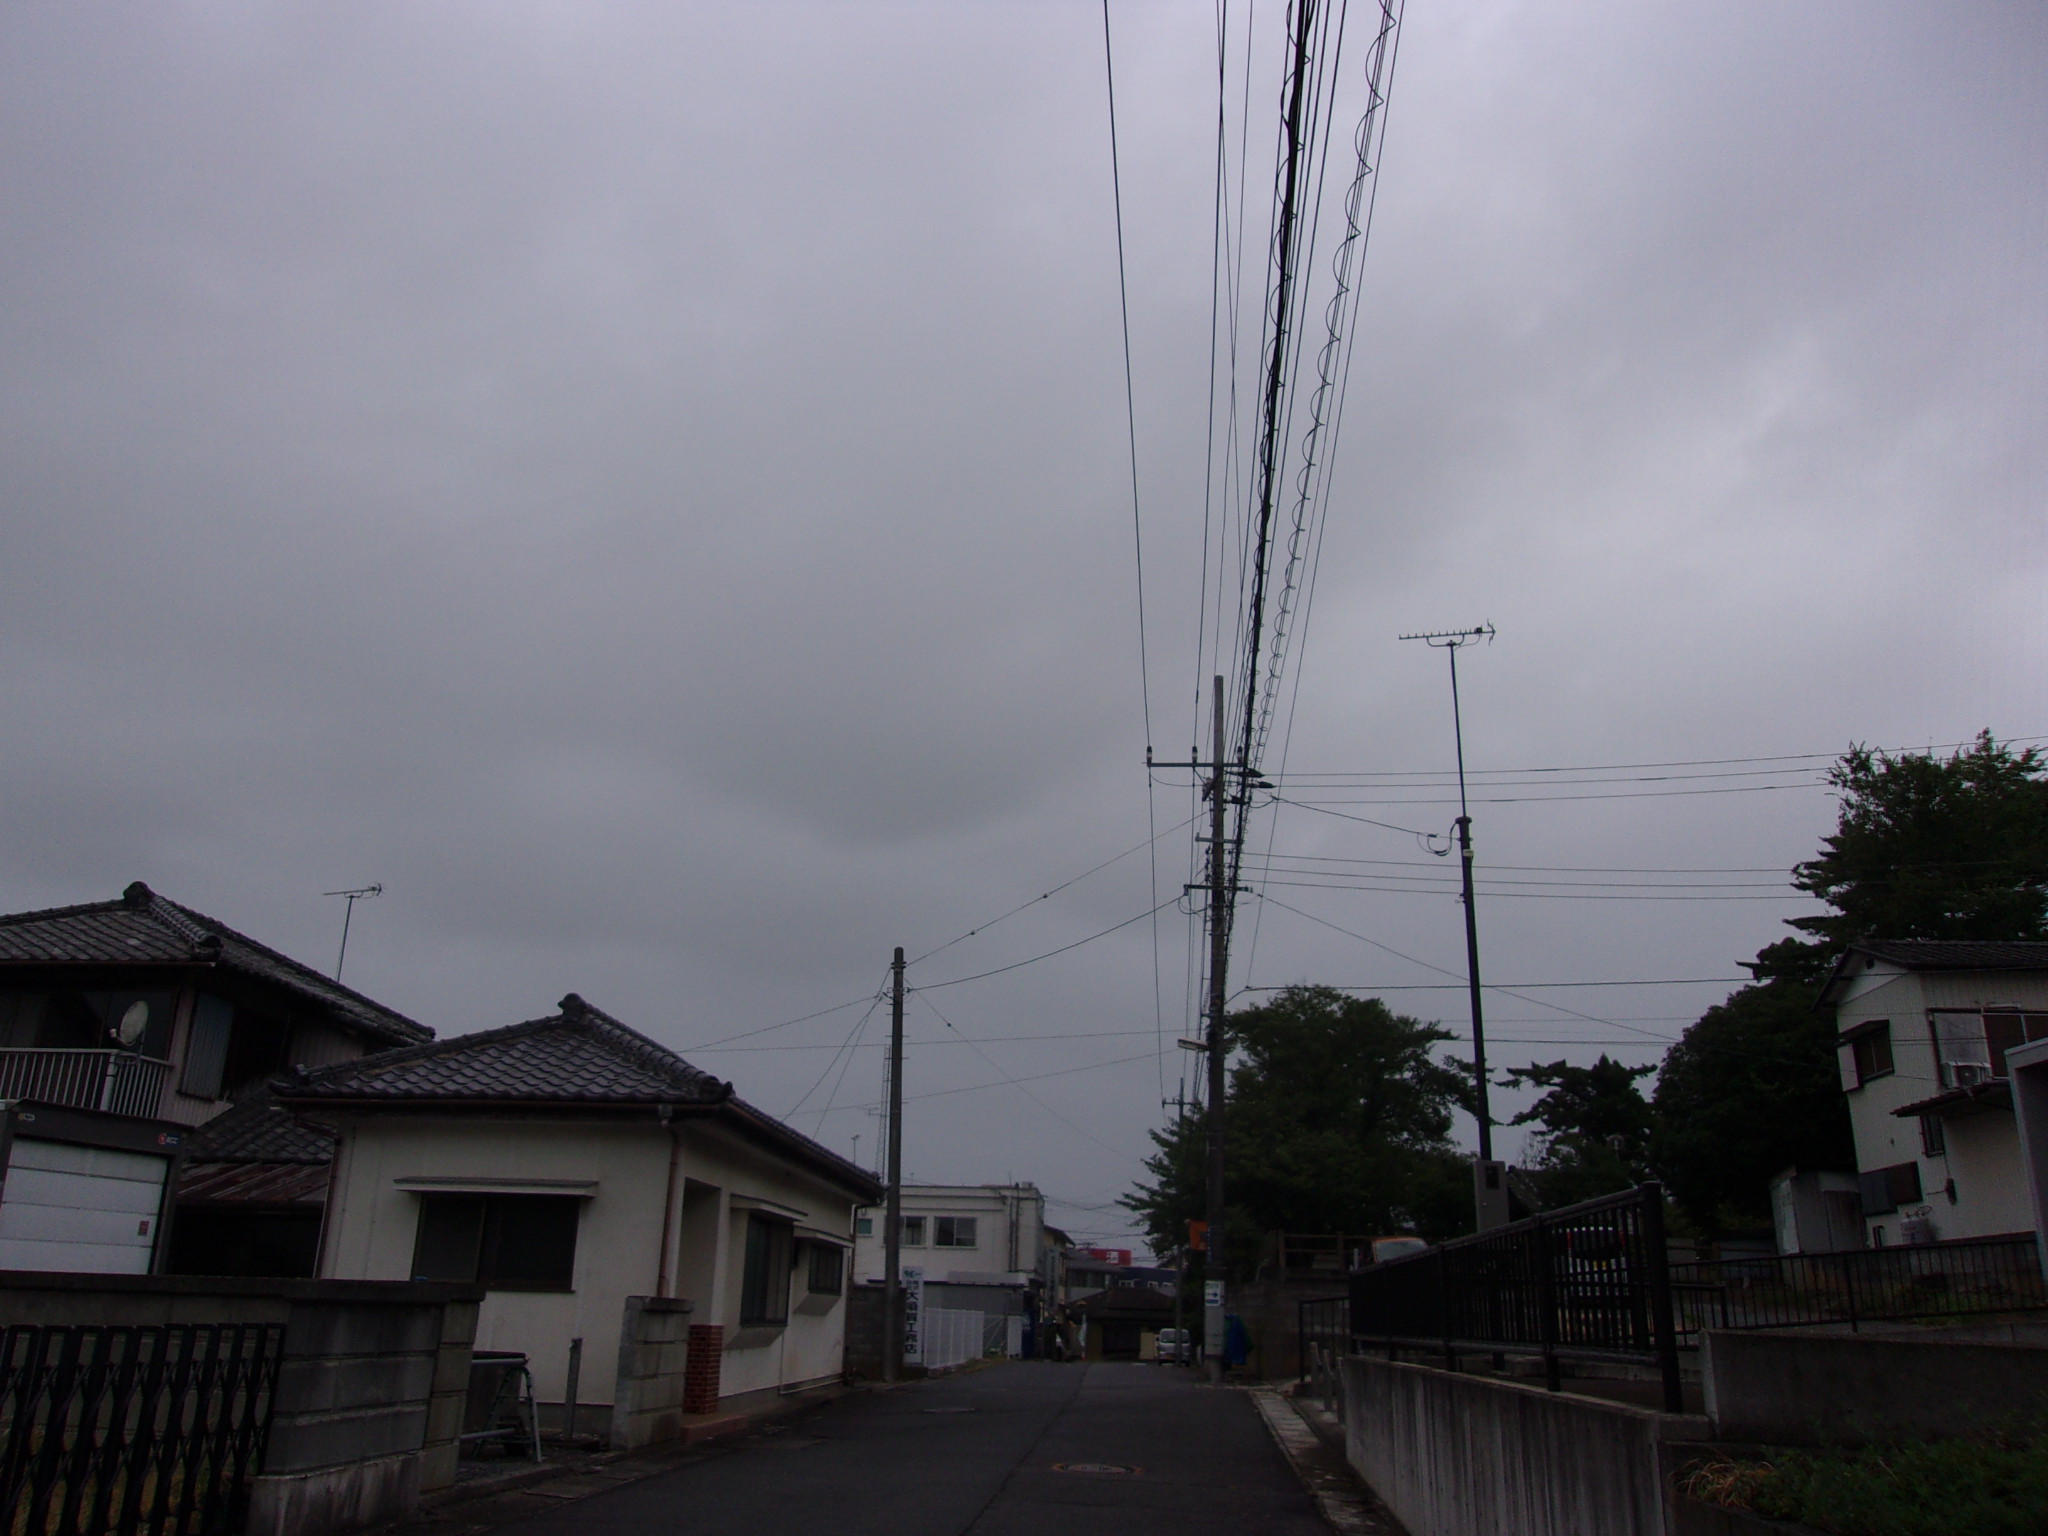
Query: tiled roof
275,995,730,1104
1853,940,2048,971
185,1093,335,1164
0,882,430,1047
277,995,884,1202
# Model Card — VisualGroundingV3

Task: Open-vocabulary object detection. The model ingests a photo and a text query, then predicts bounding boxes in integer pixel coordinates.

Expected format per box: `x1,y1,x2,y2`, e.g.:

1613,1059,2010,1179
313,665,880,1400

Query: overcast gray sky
2,2,2041,1251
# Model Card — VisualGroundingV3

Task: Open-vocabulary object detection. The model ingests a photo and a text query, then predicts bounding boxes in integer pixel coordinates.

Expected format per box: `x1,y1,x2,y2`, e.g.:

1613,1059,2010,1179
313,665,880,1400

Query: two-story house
852,1182,1059,1348
0,881,430,1273
1823,940,2048,1246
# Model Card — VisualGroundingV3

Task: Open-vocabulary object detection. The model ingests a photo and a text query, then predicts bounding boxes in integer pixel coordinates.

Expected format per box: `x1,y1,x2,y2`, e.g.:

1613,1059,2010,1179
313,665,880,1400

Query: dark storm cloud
1,1,2041,1243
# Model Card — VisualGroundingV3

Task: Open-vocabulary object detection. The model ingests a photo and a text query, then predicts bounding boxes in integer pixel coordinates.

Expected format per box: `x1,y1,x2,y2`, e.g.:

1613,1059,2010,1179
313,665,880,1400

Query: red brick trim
684,1323,724,1414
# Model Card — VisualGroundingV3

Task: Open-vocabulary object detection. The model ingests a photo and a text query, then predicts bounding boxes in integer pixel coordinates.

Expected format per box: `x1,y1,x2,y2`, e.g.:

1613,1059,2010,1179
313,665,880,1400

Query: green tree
1121,987,1475,1271
1500,1055,1655,1208
1651,733,2048,1229
1768,732,2048,978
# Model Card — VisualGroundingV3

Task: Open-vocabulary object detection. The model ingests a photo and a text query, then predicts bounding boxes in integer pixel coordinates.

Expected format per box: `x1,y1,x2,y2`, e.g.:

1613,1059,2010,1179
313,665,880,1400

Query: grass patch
1680,1429,2048,1536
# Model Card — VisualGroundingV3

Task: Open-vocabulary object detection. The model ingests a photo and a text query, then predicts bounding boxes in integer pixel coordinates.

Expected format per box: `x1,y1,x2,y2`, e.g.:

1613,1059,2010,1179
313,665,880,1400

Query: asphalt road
479,1362,1329,1536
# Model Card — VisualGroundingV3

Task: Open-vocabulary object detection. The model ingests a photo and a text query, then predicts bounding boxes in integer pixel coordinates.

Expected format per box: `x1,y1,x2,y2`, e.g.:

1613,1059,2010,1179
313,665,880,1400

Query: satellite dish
115,1000,150,1048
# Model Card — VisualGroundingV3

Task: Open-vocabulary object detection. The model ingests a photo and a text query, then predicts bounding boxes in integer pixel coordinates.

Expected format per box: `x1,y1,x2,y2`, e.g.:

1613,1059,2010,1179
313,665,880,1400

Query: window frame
806,1242,845,1297
739,1214,794,1326
1858,1161,1923,1217
1844,1020,1894,1086
410,1193,581,1292
933,1216,978,1250
900,1216,926,1247
1919,1113,1947,1159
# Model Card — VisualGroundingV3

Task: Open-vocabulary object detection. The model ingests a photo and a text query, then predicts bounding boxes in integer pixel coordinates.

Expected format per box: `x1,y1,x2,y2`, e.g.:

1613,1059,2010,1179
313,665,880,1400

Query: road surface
469,1361,1330,1536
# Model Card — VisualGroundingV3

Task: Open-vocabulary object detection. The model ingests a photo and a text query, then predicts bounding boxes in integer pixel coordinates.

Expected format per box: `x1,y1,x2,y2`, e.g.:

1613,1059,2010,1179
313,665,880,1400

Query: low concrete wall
609,1295,695,1449
0,1273,480,1536
1341,1355,1709,1536
1702,1328,2048,1445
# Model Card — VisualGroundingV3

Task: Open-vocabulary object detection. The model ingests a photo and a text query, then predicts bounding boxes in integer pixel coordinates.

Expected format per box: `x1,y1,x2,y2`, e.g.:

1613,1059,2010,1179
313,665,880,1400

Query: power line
685,989,885,1053
914,896,1183,991
905,1048,1160,1104
1268,734,2047,779
905,815,1195,968
1241,979,1750,991
1100,0,1154,758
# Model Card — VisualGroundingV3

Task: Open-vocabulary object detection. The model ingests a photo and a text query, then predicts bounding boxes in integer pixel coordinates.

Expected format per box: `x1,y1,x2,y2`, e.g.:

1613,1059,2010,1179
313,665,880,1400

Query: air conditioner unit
1951,1063,1992,1088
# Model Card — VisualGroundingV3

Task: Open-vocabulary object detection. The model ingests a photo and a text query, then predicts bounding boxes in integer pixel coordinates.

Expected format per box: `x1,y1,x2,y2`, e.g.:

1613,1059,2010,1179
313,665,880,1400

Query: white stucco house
852,1182,1059,1349
1822,940,2048,1246
275,994,881,1426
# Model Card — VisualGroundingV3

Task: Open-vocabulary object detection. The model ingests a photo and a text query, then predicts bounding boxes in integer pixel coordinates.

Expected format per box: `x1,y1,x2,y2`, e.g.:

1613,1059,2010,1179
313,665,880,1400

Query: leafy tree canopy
1501,1055,1655,1209
1651,733,2045,1228
1121,986,1475,1271
1760,732,2048,981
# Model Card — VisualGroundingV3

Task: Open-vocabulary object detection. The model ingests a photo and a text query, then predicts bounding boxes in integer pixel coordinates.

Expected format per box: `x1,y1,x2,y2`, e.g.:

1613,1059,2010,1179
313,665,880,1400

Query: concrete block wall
0,1274,481,1536
609,1296,697,1449
1702,1328,2048,1445
1341,1355,1709,1536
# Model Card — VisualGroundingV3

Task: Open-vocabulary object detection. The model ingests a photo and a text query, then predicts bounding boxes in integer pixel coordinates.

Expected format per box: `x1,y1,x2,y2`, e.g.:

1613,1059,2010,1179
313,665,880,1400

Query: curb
1250,1389,1408,1536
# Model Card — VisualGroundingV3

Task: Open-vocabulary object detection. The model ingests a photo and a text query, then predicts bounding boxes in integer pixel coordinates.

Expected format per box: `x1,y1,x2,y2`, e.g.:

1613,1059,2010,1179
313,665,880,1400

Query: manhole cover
1052,1462,1139,1476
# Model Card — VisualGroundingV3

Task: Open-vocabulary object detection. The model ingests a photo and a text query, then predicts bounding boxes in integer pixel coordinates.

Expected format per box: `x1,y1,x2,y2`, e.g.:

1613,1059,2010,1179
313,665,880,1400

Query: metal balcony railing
0,1050,171,1120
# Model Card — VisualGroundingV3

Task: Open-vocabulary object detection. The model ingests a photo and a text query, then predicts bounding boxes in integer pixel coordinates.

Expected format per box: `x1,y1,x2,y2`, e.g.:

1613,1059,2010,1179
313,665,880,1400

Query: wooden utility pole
1204,675,1230,1382
882,946,905,1383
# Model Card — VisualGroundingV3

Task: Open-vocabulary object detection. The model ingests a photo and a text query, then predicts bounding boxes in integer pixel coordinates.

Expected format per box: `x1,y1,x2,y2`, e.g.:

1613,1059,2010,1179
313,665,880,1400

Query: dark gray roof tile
277,994,729,1104
0,882,430,1047
1854,940,2048,971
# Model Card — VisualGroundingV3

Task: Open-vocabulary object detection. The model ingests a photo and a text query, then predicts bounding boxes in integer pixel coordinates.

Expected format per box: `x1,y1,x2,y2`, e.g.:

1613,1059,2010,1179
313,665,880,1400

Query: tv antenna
1398,624,1496,1162
323,884,383,981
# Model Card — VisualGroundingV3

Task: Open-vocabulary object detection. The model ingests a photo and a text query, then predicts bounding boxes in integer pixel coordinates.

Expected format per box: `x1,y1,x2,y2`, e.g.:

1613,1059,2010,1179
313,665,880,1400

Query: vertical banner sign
1204,1278,1225,1362
900,1265,926,1365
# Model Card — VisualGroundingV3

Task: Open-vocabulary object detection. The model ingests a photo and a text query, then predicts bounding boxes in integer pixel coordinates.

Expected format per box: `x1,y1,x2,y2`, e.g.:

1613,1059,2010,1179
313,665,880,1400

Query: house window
1919,1114,1947,1158
412,1194,580,1290
900,1216,926,1247
855,1215,873,1237
933,1217,978,1249
740,1215,794,1325
1846,1023,1893,1086
1857,1162,1922,1217
807,1243,845,1296
1929,1010,2048,1087
181,995,234,1098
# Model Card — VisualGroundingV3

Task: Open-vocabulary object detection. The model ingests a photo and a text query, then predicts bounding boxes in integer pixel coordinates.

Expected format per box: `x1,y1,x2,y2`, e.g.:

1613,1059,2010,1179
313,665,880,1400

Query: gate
0,1324,283,1536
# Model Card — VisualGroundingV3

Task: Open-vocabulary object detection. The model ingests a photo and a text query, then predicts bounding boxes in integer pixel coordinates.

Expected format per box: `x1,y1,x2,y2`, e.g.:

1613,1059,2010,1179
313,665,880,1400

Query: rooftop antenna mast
1398,625,1495,1164
323,884,383,982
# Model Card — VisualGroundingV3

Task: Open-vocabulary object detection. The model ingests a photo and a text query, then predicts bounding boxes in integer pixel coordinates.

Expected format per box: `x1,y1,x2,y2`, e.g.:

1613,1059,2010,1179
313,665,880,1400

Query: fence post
1533,1213,1560,1393
1640,1184,1683,1414
1839,1251,1860,1333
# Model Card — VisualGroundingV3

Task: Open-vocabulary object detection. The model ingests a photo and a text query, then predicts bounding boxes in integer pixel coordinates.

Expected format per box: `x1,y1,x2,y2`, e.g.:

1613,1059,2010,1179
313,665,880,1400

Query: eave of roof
0,883,430,1047
1893,1081,2013,1118
1820,940,2048,1008
275,995,882,1204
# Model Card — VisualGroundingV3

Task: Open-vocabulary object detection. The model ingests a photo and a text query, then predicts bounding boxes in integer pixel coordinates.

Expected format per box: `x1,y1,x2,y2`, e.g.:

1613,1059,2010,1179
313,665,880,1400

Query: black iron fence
1349,1183,1683,1411
0,1323,283,1536
1672,1231,2045,1342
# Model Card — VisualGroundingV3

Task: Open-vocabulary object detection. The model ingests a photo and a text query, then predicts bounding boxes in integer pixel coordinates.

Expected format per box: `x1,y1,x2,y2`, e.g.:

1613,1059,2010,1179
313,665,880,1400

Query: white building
279,994,881,1422
853,1183,1058,1345
1823,940,2048,1246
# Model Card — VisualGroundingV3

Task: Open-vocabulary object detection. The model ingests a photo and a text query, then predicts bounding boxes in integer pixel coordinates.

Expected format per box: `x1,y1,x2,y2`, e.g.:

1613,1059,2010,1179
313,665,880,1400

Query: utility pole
323,884,382,982
882,947,905,1383
1203,675,1231,1382
1399,626,1496,1166
1147,675,1252,1378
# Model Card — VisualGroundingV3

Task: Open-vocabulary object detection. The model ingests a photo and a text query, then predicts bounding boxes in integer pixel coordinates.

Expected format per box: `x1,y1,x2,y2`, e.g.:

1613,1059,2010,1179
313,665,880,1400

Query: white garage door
0,1138,169,1274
